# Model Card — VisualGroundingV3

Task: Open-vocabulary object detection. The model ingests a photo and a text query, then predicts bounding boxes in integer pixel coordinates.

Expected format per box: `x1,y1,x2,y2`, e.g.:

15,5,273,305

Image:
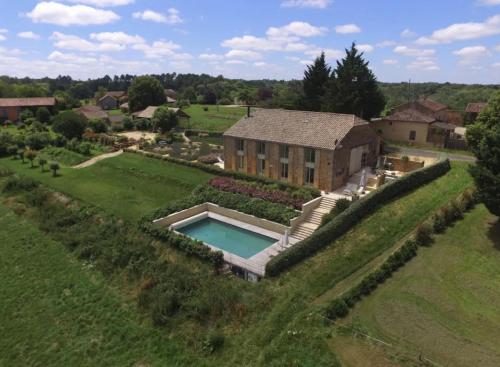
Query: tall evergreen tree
302,52,331,111
466,91,500,216
324,43,385,119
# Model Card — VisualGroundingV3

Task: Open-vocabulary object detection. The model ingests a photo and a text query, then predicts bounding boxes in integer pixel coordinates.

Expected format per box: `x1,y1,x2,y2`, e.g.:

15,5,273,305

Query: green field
0,202,204,367
0,152,213,221
182,104,246,132
337,205,500,367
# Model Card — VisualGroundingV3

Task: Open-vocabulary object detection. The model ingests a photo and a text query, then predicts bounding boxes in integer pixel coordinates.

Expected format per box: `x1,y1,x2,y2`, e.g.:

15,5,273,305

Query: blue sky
0,0,499,83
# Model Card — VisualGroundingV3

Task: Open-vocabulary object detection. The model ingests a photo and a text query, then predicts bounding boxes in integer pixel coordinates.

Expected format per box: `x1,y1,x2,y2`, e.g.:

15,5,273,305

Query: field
182,104,246,132
1,156,496,366
0,152,213,221
335,204,500,367
0,202,204,366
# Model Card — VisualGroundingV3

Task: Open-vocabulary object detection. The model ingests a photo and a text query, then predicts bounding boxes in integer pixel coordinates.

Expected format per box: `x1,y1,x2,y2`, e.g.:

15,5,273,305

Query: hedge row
324,186,477,321
265,159,452,277
125,148,320,198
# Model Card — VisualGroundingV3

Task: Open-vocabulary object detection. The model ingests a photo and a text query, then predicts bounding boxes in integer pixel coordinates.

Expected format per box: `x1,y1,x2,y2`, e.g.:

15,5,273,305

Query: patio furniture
343,183,358,196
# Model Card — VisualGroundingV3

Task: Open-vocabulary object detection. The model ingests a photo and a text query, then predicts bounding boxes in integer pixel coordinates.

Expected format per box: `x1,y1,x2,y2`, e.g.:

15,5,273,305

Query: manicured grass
189,135,224,146
339,205,500,367
182,104,246,132
0,152,213,221
107,109,124,116
0,203,203,367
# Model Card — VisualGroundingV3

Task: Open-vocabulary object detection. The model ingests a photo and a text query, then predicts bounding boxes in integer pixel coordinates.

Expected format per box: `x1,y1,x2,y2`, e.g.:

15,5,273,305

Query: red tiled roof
99,91,126,102
384,108,436,124
417,98,448,112
0,97,56,107
74,105,108,119
465,102,488,113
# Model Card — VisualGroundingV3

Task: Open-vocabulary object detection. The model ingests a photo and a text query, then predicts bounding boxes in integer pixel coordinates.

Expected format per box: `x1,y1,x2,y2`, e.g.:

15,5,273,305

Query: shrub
266,159,451,276
52,111,88,139
2,175,38,192
24,132,52,150
320,198,351,226
202,330,225,354
49,162,60,177
325,298,349,320
401,155,410,163
197,154,220,165
38,157,47,172
135,118,152,131
123,116,134,130
25,149,37,168
89,118,108,133
20,109,34,121
415,222,433,246
35,107,51,124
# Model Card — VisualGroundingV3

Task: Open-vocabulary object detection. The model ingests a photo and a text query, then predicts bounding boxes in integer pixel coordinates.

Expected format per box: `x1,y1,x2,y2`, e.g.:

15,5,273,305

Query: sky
0,0,499,83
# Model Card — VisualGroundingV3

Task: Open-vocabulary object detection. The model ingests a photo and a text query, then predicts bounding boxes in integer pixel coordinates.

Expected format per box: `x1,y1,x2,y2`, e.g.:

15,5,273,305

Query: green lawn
0,152,213,221
339,205,500,367
182,104,246,132
0,202,203,367
107,109,124,116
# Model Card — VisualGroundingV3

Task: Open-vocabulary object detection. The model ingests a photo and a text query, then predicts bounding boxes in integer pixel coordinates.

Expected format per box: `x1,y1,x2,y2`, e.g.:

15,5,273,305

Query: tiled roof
99,91,126,102
223,108,368,150
0,97,56,107
465,102,488,113
74,105,108,120
417,98,448,112
384,108,436,124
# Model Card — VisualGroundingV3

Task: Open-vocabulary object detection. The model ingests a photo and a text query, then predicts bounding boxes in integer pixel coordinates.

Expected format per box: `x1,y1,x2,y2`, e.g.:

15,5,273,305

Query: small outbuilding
0,97,56,122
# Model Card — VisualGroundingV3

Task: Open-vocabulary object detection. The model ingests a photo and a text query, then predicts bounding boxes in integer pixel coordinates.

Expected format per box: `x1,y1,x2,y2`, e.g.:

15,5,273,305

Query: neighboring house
98,91,127,110
165,89,177,100
371,98,462,147
0,97,56,122
166,96,177,104
465,102,488,123
120,102,129,112
223,108,380,192
132,106,190,120
74,105,109,121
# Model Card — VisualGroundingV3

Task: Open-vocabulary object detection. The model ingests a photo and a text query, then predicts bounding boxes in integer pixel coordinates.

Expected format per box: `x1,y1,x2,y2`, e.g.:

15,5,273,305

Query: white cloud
453,45,491,64
90,32,144,44
51,32,125,52
267,21,327,38
407,59,440,71
478,0,500,5
305,48,343,60
63,0,134,7
377,40,397,47
335,24,361,34
48,51,97,63
225,49,262,60
0,35,5,42
18,31,41,40
27,1,120,26
222,35,281,51
253,61,268,67
132,41,187,59
132,8,183,24
169,61,191,69
394,45,435,57
358,44,374,53
300,59,313,65
0,29,7,34
416,14,500,44
281,0,332,8
400,28,416,38
199,53,224,61
226,60,247,65
383,59,399,65
492,62,500,67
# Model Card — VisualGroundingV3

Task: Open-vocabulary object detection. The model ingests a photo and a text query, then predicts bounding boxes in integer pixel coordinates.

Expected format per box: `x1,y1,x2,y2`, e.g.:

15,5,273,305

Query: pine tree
324,43,385,120
302,52,331,111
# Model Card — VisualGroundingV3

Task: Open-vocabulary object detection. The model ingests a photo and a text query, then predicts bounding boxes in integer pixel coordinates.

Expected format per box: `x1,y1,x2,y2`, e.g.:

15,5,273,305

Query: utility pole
408,78,411,103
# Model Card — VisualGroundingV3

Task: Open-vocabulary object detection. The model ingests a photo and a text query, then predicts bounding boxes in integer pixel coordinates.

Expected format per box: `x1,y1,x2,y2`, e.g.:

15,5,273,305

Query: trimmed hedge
266,159,452,277
324,186,477,321
125,148,320,198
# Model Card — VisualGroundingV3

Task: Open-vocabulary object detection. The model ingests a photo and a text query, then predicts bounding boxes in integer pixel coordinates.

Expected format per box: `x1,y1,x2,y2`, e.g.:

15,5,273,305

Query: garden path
73,150,123,169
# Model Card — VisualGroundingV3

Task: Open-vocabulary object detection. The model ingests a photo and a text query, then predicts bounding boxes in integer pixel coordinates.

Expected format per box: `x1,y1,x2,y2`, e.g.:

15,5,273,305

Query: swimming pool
176,217,277,259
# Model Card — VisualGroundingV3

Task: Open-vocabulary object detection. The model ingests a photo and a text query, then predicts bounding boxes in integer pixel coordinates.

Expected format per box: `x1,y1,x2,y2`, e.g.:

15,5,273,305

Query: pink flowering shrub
209,177,306,210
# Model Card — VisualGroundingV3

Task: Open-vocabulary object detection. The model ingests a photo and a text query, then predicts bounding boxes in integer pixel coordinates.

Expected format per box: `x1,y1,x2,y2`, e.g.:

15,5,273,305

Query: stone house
223,108,380,192
465,102,488,123
97,91,127,110
370,98,462,147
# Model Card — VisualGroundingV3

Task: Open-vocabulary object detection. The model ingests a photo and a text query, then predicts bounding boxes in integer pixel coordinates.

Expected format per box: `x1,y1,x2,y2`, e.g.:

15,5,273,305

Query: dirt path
73,150,123,169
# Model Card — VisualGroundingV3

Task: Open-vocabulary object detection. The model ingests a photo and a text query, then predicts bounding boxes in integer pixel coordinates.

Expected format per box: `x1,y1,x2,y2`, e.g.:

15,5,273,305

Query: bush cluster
324,186,478,321
320,198,351,227
126,148,320,198
266,159,452,277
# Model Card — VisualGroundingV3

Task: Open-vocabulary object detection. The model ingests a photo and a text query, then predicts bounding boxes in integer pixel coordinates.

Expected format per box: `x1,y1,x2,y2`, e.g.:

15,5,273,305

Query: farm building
223,108,380,192
465,102,488,123
98,91,127,110
370,98,463,147
0,97,56,122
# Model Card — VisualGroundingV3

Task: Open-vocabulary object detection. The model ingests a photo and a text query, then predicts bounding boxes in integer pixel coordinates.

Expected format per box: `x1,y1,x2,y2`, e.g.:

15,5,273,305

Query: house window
305,148,316,163
257,141,266,155
236,139,244,152
409,130,416,141
279,144,289,159
237,155,244,171
361,152,368,167
280,162,289,179
257,158,266,175
305,166,315,185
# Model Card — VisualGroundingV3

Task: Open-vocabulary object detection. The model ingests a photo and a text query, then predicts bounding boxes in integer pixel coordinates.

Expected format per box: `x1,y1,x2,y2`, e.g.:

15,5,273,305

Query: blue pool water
177,217,277,259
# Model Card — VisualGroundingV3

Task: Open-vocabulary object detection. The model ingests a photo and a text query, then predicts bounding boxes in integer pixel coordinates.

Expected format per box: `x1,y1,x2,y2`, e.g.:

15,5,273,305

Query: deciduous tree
128,76,166,112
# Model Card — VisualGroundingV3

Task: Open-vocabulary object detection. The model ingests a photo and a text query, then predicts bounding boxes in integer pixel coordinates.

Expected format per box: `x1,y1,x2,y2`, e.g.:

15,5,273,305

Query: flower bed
208,177,308,210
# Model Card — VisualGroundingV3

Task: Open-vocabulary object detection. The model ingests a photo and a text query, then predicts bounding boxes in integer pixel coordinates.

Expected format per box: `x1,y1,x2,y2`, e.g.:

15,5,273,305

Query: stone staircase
291,196,338,241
